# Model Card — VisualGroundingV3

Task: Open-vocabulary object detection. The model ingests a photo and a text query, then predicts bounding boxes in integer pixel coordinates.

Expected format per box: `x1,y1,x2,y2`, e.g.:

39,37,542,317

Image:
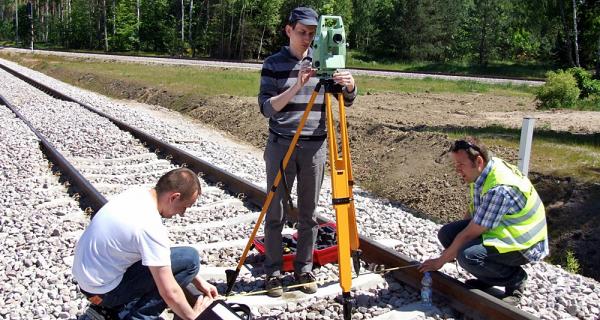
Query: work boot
464,278,493,291
266,275,283,298
295,272,318,294
503,281,526,306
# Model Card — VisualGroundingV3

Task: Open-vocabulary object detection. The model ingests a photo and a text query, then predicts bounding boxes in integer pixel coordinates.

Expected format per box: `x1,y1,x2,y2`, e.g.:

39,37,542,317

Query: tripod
225,78,360,320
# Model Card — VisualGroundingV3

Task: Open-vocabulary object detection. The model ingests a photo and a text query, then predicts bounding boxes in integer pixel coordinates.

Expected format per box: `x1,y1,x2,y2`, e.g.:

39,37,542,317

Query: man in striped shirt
258,6,357,297
419,137,548,306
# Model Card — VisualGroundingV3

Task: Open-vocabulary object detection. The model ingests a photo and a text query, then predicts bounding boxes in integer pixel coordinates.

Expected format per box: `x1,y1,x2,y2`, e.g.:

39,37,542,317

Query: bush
577,94,600,111
536,70,580,109
565,250,580,274
568,67,600,98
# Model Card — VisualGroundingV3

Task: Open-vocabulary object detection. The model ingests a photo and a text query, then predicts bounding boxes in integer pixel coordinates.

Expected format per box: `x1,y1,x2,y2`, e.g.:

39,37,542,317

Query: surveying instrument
225,15,360,320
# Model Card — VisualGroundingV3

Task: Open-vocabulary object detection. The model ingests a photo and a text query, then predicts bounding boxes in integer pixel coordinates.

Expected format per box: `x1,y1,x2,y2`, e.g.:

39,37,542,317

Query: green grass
26,55,261,97
575,95,600,111
347,50,552,80
358,75,536,96
445,130,600,183
0,52,537,98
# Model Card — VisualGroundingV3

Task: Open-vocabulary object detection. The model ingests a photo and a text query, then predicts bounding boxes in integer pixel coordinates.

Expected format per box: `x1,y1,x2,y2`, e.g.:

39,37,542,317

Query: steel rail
0,61,539,320
0,93,108,211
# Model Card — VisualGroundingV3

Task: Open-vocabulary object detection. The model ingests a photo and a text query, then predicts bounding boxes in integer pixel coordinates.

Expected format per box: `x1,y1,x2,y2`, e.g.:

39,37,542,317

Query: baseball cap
288,7,318,26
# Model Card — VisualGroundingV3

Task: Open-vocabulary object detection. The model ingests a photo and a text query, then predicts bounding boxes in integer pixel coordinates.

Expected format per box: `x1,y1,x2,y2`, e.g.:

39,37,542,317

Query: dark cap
288,7,318,26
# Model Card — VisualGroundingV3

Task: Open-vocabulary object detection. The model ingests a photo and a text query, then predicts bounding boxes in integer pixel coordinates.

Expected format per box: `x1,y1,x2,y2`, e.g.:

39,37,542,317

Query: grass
357,74,535,96
575,95,600,111
445,130,600,183
0,51,537,98
347,50,553,80
5,53,261,97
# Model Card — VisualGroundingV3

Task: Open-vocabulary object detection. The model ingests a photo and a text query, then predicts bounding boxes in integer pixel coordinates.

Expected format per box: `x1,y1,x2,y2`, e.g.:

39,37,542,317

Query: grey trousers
263,133,326,276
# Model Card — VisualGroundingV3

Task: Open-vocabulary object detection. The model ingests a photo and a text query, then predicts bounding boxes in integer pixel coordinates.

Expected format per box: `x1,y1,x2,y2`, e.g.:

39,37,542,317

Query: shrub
536,70,580,109
568,67,600,98
577,94,600,111
565,250,580,274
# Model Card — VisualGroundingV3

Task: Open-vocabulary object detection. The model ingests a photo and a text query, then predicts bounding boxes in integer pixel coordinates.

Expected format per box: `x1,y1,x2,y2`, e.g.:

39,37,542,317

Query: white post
518,117,535,176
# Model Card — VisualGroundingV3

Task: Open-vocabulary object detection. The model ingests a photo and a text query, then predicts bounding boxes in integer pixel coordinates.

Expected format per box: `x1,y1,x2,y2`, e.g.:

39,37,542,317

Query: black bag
195,300,252,320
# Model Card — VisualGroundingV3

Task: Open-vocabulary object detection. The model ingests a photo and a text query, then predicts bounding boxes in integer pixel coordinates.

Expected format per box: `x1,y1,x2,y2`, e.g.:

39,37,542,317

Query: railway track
0,59,587,320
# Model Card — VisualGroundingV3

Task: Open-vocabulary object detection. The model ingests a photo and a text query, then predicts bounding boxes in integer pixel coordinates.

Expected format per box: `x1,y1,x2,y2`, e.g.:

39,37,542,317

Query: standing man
258,6,357,297
419,137,549,305
73,168,218,319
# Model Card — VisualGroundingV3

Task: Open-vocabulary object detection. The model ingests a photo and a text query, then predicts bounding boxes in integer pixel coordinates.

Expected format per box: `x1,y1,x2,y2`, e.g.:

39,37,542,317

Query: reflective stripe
498,216,547,245
500,196,542,226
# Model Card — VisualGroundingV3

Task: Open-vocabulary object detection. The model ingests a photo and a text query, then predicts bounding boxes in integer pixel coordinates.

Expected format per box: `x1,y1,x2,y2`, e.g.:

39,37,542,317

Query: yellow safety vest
469,158,547,253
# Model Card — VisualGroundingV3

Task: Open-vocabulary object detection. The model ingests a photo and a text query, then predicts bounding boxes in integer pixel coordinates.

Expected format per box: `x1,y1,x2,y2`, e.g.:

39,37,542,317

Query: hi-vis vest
469,158,547,253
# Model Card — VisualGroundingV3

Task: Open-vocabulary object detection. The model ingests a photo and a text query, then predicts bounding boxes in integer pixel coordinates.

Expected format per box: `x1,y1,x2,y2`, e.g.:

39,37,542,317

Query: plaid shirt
472,159,549,262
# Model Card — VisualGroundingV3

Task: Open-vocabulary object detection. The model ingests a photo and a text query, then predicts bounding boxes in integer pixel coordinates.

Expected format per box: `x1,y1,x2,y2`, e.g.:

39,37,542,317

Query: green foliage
536,70,580,109
0,19,13,40
565,250,581,274
111,0,140,51
0,0,599,72
568,67,600,98
577,94,600,111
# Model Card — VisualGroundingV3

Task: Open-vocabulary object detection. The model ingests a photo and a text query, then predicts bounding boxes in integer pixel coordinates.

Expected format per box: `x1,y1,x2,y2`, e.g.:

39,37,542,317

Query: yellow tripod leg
225,87,321,295
336,92,361,271
324,89,357,320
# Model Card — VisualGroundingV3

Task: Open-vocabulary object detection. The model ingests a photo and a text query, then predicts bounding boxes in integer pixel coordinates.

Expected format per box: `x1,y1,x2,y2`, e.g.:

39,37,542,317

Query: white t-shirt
72,187,171,294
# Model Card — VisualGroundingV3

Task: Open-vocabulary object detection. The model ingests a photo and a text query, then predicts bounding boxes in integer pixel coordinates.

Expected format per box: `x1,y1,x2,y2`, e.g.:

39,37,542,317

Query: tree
572,0,580,67
255,0,282,59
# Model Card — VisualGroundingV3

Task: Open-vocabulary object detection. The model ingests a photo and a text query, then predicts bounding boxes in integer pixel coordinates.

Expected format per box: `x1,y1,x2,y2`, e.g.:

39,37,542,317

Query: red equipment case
253,222,338,272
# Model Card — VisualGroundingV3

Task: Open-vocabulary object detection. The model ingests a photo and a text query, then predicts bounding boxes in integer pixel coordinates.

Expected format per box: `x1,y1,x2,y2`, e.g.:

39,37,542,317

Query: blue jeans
438,220,528,288
99,246,200,319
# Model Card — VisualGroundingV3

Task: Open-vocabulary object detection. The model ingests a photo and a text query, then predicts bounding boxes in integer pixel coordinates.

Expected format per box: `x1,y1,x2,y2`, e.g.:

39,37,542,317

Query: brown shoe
266,276,283,297
295,272,318,294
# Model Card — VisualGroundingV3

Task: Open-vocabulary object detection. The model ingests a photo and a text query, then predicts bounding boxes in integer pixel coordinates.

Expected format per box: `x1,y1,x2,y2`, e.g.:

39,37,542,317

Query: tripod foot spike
225,269,240,296
352,249,362,275
342,292,354,320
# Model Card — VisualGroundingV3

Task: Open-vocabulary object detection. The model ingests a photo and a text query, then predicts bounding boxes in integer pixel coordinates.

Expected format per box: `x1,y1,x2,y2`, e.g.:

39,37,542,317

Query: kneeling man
420,137,548,306
73,168,218,319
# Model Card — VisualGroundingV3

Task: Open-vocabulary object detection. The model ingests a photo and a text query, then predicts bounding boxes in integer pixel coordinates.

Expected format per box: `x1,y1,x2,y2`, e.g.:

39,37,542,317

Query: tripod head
311,16,346,78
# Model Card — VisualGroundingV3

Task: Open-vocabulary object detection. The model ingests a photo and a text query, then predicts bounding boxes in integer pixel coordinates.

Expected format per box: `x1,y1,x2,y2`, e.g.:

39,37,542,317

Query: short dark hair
155,168,201,200
449,137,490,163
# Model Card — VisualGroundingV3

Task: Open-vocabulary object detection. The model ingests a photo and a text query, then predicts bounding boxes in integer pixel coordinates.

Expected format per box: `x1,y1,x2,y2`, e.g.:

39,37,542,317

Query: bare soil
18,66,600,280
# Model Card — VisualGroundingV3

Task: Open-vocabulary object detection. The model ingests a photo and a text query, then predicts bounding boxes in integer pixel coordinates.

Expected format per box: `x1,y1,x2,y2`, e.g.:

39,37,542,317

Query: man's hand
295,62,316,89
192,295,214,315
419,257,446,272
193,276,219,299
333,71,355,92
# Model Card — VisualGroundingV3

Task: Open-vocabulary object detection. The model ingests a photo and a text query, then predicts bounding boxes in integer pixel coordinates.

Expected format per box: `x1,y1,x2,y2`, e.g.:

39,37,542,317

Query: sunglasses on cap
449,140,482,154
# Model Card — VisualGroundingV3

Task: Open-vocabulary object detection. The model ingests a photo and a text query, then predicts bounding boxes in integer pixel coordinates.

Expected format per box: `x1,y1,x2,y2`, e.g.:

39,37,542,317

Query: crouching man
72,168,218,319
419,137,548,306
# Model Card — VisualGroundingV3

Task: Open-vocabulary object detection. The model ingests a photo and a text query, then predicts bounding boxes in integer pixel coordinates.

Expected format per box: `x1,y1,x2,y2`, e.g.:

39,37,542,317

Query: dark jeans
438,220,529,288
98,246,200,319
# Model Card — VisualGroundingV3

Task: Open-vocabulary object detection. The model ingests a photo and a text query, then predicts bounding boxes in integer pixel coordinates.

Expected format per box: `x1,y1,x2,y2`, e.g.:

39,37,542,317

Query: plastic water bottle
421,272,433,308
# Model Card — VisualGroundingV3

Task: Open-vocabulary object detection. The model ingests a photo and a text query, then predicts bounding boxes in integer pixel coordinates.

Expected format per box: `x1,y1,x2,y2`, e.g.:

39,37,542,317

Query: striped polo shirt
258,46,357,138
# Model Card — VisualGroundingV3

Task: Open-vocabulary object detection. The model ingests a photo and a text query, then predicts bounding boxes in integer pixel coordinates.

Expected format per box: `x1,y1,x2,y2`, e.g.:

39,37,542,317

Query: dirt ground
8,60,599,280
